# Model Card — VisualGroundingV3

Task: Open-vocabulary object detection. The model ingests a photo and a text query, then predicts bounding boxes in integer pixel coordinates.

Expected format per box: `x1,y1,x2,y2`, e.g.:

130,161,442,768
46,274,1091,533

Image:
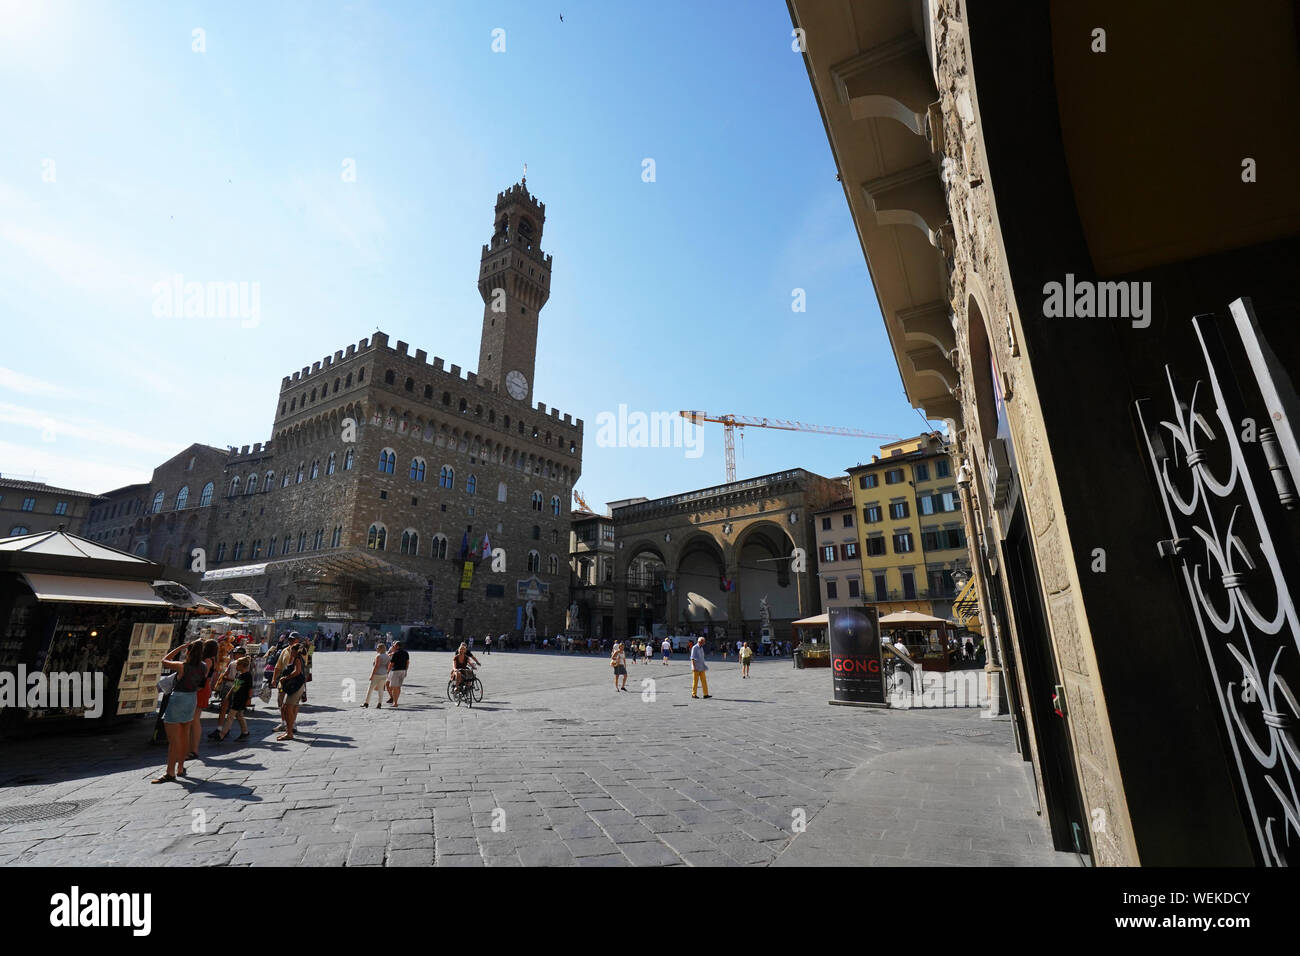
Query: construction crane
572,489,595,514
680,410,899,483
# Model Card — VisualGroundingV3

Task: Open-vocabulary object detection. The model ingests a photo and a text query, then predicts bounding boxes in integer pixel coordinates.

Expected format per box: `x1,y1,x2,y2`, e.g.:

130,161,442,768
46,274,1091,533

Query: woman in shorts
153,641,209,783
277,644,307,741
611,641,628,692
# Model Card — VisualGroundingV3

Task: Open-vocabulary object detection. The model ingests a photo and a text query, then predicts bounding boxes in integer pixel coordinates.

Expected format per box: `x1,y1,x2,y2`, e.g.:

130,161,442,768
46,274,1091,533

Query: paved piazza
0,651,1074,867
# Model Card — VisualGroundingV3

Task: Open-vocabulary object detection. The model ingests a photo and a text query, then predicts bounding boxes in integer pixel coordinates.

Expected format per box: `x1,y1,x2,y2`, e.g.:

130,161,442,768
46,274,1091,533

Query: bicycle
446,670,483,707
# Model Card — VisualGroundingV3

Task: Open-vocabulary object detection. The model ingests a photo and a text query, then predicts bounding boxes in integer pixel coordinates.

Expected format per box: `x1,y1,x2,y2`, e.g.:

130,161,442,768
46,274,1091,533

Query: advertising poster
828,606,885,706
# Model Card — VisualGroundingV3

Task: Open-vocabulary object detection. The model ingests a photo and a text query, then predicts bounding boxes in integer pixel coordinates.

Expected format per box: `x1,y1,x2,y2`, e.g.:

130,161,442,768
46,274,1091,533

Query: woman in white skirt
362,642,391,708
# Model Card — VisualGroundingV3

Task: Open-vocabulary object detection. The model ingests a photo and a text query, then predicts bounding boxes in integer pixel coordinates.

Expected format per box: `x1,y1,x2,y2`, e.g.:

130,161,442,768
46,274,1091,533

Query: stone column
726,562,743,642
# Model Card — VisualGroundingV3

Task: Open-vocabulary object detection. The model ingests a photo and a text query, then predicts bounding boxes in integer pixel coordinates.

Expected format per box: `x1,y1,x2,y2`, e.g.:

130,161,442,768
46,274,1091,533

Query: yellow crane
679,410,899,483
572,489,595,514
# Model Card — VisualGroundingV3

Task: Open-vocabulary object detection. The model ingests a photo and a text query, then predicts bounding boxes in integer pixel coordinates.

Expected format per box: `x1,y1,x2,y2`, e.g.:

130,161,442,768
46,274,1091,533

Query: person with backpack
276,643,307,741
152,640,209,783
214,657,253,741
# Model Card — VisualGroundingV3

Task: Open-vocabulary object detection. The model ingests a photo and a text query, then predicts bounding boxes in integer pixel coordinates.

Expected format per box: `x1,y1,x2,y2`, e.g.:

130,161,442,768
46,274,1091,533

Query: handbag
157,670,177,694
258,684,273,703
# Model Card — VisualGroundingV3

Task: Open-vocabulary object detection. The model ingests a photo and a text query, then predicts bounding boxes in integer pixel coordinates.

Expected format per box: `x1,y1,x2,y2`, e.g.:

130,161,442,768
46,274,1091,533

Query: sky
0,0,936,511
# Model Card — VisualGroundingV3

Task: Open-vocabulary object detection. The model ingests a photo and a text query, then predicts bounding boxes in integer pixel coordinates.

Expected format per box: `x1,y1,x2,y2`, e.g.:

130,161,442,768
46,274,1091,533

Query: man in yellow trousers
690,636,712,699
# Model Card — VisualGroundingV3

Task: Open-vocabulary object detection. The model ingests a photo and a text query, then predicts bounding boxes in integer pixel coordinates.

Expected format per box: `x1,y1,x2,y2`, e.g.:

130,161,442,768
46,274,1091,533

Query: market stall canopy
0,528,166,581
152,580,230,614
792,613,829,627
228,592,263,613
200,616,247,626
879,610,952,625
22,572,169,606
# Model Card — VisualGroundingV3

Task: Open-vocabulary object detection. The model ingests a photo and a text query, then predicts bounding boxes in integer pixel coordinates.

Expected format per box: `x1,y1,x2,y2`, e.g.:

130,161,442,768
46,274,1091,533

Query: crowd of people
150,624,791,783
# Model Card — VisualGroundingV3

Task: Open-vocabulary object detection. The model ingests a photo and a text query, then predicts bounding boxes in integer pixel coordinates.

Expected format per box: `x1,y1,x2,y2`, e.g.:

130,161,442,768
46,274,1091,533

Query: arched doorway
733,521,799,646
623,544,667,638
676,533,727,633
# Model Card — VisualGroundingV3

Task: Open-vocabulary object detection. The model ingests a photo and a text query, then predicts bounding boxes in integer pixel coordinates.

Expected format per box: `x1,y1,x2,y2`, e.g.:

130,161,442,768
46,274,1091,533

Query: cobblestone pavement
0,650,1073,866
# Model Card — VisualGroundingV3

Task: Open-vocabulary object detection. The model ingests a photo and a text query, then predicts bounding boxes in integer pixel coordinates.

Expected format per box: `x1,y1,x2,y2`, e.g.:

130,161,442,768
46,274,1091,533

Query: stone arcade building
85,180,582,639
611,470,846,643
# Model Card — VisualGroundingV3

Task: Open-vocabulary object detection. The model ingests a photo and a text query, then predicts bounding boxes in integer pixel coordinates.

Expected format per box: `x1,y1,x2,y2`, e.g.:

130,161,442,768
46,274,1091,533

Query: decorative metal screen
1135,302,1299,867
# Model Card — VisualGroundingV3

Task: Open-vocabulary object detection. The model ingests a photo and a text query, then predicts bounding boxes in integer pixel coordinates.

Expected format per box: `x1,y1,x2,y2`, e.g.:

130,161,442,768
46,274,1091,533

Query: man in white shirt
661,637,671,665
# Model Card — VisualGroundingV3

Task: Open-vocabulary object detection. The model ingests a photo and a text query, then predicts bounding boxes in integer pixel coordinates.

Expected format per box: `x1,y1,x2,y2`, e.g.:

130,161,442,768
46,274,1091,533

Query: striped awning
952,576,980,626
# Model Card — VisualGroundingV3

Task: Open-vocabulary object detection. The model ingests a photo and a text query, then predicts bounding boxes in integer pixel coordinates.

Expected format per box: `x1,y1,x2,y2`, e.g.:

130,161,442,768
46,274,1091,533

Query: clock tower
477,179,551,406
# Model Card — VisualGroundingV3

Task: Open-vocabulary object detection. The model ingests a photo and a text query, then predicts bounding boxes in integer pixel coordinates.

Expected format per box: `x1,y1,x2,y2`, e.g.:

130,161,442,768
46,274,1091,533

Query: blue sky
0,0,933,510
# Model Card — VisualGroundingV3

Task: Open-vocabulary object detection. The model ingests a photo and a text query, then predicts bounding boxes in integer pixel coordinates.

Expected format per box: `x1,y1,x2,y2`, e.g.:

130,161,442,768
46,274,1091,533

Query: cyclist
450,642,481,693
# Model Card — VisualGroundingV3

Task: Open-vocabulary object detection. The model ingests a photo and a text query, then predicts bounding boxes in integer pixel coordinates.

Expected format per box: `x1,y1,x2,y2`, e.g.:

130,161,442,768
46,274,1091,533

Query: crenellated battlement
277,329,582,431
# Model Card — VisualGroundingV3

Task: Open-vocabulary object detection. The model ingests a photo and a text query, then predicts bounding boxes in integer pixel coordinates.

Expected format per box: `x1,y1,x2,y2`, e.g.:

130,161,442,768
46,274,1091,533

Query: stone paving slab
0,650,1062,866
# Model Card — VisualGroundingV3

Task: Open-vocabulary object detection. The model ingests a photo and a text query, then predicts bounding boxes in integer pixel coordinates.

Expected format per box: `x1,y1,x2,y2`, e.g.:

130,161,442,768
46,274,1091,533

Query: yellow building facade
848,434,968,619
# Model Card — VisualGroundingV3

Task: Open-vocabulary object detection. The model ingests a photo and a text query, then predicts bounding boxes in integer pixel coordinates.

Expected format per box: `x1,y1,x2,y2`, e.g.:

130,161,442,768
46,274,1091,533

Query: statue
525,600,536,629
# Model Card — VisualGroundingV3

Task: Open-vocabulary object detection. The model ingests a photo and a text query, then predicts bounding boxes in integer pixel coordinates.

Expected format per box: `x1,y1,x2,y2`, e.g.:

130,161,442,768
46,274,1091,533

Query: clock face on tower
506,370,529,400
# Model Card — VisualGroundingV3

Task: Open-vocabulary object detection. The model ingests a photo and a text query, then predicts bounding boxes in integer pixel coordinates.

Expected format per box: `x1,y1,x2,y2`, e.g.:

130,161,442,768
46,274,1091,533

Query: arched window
135,541,148,557
174,486,189,510
263,471,274,491
531,525,541,540
527,551,541,573
384,369,395,385
432,535,448,559
199,482,214,507
410,458,426,482
331,525,342,548
442,392,451,406
326,453,336,476
551,495,561,516
440,466,454,489
313,528,324,549
344,448,355,470
297,531,306,552
466,474,477,495
547,554,559,574
367,524,387,550
310,459,320,480
295,462,305,483
227,477,240,498
252,539,263,559
458,398,468,413
400,529,419,554
281,473,290,488
246,473,258,494
531,491,543,512
497,482,507,502
269,535,277,555
232,540,244,561
379,449,396,473
9,525,29,535
346,373,353,387
404,377,414,392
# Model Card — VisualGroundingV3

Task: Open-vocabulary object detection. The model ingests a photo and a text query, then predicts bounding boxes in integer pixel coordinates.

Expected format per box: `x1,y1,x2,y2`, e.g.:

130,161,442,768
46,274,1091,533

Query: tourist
187,638,219,760
387,641,410,707
362,641,390,708
152,640,209,783
690,637,711,699
276,644,307,741
611,641,628,692
485,634,493,655
210,645,247,737
214,657,253,741
740,640,753,678
661,636,671,665
346,634,354,653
